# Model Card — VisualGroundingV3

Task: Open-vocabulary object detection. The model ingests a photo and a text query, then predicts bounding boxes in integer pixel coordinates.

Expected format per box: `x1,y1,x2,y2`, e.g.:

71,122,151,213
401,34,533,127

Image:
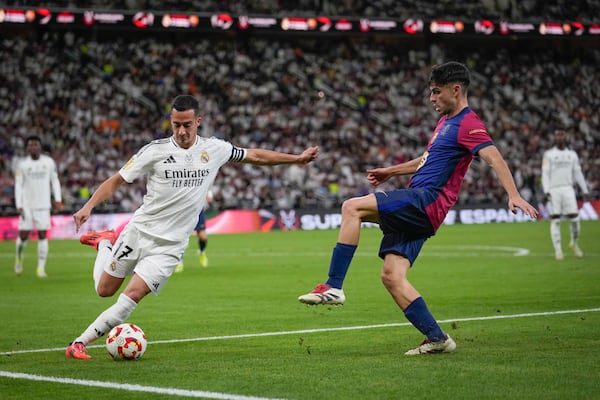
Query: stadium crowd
0,27,598,215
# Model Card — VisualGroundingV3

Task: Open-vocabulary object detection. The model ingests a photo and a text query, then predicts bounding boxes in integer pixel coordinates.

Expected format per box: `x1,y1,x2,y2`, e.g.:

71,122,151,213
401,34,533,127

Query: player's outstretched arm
73,173,126,231
478,146,539,219
367,156,422,187
243,146,319,165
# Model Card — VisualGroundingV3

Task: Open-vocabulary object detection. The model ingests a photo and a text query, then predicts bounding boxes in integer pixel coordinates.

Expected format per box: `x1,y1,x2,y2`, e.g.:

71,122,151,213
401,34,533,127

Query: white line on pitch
0,245,532,259
2,308,598,399
2,307,599,356
0,371,286,400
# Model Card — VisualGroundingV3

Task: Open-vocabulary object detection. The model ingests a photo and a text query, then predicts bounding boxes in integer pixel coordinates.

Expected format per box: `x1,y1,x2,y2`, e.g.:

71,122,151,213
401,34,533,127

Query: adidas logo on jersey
163,155,176,164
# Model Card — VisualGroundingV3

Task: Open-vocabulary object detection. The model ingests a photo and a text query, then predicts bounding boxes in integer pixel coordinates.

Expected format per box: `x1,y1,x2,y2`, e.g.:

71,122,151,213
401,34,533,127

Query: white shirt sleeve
50,159,62,203
541,150,550,194
571,153,589,195
14,159,24,209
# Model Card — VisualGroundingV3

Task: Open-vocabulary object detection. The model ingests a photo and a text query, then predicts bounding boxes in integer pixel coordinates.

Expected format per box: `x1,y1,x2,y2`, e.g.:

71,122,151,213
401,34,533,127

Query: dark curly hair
429,61,471,92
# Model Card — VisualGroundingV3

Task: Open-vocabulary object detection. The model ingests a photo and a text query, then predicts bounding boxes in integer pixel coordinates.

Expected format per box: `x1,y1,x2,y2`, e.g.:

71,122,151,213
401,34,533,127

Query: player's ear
453,83,462,96
196,116,202,126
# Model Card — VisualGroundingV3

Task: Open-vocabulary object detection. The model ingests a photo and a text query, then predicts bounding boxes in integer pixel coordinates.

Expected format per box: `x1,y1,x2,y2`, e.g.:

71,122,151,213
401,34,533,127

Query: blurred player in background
66,94,319,359
542,129,589,260
175,190,213,273
14,135,63,278
298,62,539,355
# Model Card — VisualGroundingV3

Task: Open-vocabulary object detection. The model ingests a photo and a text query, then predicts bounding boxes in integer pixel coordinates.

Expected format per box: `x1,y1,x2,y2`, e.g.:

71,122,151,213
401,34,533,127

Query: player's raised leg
299,195,376,305
80,230,118,250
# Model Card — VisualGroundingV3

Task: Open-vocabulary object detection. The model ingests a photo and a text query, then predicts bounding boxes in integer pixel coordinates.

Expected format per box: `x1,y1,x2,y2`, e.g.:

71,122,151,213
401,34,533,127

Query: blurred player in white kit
14,135,63,278
542,129,590,260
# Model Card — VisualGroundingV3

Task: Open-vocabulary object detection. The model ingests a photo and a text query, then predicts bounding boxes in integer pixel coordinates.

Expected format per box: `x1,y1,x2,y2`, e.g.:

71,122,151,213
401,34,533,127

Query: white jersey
541,146,589,194
14,154,62,209
119,135,245,242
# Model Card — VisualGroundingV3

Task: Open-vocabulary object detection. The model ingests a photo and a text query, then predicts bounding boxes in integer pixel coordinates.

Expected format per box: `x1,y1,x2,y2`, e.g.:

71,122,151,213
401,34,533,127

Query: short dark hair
172,95,200,115
429,61,471,89
25,135,42,146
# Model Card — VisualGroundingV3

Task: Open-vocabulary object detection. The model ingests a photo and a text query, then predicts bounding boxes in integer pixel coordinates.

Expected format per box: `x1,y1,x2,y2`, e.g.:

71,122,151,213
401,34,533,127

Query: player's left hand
508,196,539,219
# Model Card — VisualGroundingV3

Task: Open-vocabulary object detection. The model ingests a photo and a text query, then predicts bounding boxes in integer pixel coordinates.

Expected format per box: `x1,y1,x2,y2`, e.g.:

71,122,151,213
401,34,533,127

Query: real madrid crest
201,150,209,163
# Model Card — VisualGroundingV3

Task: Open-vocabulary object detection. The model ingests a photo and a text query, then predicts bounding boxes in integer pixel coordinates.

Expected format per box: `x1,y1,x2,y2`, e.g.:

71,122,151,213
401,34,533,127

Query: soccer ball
106,323,147,360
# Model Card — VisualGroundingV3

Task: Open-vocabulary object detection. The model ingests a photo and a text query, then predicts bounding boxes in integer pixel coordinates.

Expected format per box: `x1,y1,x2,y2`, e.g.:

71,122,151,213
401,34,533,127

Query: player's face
26,140,42,159
429,83,459,116
554,130,567,148
171,109,202,149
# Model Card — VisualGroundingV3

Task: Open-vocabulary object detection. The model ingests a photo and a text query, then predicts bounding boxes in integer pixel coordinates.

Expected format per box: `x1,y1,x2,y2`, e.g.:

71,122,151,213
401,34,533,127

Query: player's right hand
366,168,391,187
73,209,91,232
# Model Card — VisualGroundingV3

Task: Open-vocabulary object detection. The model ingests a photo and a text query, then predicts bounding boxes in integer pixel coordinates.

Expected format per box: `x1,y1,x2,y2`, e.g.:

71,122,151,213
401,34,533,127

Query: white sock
93,244,113,292
550,219,562,252
37,239,48,272
73,293,137,345
16,237,27,261
569,217,580,245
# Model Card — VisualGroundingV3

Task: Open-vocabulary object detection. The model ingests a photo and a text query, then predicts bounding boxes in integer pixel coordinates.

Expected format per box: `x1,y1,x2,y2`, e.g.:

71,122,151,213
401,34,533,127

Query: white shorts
547,186,579,216
106,224,188,295
18,208,51,231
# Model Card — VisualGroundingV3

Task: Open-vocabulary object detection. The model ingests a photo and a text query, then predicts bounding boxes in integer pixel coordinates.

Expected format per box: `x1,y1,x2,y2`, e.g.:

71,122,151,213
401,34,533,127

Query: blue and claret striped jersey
410,107,494,230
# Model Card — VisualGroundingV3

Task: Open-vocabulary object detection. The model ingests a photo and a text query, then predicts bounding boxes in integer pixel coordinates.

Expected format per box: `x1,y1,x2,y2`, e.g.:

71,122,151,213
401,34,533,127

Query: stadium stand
0,3,598,215
2,1,599,21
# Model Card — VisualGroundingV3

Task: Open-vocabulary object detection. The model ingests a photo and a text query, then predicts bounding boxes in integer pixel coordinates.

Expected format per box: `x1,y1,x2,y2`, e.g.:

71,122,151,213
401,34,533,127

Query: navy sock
403,297,446,342
325,243,357,289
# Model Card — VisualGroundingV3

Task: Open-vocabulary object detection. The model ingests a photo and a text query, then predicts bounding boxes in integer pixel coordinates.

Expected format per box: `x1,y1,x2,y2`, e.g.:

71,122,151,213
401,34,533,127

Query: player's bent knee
341,198,361,217
96,285,119,297
96,277,124,297
96,286,118,297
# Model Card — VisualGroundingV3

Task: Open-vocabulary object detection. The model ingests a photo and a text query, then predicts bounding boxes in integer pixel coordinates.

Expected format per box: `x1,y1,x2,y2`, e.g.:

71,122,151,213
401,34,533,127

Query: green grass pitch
1,220,599,399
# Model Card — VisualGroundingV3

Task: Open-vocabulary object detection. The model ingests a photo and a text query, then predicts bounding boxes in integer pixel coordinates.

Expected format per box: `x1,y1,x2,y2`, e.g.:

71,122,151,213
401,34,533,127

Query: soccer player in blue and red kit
298,61,539,355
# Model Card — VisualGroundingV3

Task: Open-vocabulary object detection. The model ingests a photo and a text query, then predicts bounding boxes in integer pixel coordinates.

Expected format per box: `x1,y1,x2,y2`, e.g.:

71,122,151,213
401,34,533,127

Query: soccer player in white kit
66,95,319,359
542,129,590,260
14,136,63,278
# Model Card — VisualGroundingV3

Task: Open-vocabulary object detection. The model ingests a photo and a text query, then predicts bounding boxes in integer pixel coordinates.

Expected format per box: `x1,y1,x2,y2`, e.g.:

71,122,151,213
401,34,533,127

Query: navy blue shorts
374,189,436,265
194,210,206,232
